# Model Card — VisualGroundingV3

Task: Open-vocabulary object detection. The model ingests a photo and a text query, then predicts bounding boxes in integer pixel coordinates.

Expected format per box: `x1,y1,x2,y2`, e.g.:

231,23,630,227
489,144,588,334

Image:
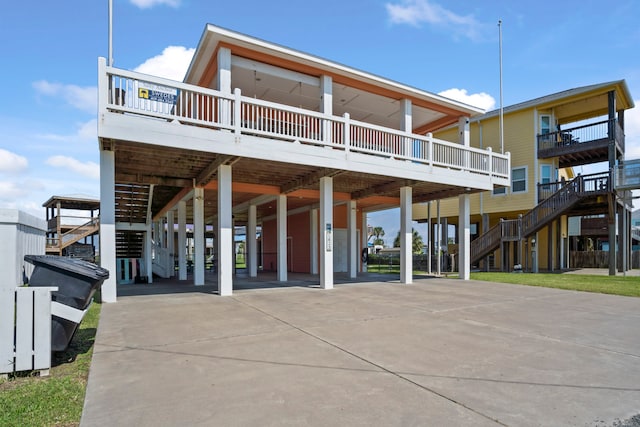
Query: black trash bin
24,255,109,351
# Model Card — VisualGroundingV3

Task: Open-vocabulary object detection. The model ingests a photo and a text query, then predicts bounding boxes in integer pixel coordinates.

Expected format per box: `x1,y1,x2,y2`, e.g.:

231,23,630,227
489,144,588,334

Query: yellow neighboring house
413,80,635,273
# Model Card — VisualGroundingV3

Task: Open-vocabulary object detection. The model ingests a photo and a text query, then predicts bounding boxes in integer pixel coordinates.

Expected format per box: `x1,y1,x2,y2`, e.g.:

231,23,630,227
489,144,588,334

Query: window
512,167,527,193
540,165,551,185
493,187,506,195
540,115,551,135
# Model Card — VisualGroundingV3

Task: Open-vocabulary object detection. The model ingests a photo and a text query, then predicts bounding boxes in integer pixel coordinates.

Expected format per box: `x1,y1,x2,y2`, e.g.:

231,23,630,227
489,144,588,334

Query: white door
333,228,347,272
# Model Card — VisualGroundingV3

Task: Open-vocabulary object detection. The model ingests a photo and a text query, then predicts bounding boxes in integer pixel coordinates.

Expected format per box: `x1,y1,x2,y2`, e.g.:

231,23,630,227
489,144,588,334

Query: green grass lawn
0,301,101,427
469,272,640,297
366,264,639,297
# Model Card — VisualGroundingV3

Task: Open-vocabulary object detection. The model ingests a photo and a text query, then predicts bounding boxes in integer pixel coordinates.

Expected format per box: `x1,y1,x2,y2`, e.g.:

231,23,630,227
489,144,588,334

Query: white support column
400,98,412,131
427,202,432,275
400,186,413,284
401,98,413,157
320,75,332,145
166,210,175,277
277,194,288,282
347,200,357,279
217,47,232,93
319,177,334,289
99,149,117,302
218,165,233,295
458,194,471,280
247,204,258,278
361,212,368,273
217,46,232,126
145,222,153,284
458,115,471,279
310,208,319,275
157,219,164,248
193,188,205,286
436,200,441,276
178,201,187,281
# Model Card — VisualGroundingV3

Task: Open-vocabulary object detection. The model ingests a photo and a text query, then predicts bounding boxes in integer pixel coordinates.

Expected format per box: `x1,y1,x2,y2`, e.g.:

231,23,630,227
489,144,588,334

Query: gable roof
475,80,634,123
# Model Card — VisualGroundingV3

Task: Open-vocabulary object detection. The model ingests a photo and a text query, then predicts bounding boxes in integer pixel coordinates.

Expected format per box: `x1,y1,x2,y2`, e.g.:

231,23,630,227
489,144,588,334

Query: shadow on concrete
116,271,439,297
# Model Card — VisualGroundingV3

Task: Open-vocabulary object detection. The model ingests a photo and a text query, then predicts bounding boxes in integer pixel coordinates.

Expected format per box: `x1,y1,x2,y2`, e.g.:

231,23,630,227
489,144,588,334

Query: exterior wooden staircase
471,172,611,265
45,217,100,255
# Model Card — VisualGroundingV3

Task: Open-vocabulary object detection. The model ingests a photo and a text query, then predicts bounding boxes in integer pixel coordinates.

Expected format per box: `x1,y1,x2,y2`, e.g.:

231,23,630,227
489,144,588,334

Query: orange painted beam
233,182,281,194
288,189,351,201
358,196,400,205
203,181,281,194
153,187,192,221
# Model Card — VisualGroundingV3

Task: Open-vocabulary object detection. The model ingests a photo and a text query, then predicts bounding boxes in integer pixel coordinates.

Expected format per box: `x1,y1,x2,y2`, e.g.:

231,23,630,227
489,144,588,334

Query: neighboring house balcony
537,119,624,168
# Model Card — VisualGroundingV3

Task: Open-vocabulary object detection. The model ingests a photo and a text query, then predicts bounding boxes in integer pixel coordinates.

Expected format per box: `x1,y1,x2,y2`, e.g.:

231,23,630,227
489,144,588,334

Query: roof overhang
184,24,483,133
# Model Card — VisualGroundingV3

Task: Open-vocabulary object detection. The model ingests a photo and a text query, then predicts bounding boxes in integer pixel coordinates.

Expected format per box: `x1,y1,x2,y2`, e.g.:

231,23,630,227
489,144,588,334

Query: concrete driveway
81,277,640,426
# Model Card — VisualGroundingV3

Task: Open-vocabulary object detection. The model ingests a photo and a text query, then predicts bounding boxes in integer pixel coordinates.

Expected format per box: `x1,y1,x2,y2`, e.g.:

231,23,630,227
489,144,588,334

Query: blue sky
1,0,639,245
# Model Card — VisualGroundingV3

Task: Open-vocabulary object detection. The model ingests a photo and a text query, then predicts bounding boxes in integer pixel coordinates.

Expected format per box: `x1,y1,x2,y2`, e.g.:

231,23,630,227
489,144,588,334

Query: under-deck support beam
218,165,233,295
320,177,333,289
247,204,257,278
99,149,117,303
193,188,205,285
277,194,287,282
178,201,187,280
400,186,412,284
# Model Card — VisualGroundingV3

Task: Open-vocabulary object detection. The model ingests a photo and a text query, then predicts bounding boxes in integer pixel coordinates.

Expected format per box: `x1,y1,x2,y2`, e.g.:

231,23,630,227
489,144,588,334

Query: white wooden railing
152,246,173,279
100,58,510,181
1,287,57,377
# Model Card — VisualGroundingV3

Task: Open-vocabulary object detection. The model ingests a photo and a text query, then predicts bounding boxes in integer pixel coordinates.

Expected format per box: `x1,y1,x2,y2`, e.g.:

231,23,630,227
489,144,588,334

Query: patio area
81,276,640,426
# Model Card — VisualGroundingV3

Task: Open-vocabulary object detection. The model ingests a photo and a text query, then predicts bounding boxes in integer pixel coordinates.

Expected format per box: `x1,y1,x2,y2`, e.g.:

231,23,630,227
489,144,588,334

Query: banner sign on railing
138,81,177,104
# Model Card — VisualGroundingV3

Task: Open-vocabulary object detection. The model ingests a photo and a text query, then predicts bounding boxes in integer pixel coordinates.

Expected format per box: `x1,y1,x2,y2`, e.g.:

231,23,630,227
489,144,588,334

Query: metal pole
498,20,504,154
108,0,113,66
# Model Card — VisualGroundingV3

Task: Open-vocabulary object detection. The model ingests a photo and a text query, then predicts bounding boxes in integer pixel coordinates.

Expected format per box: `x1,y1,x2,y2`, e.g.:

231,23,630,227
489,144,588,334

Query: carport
97,25,510,301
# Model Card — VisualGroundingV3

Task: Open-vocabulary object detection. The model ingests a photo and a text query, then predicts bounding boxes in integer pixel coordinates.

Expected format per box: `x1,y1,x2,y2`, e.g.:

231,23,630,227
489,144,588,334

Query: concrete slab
81,277,640,426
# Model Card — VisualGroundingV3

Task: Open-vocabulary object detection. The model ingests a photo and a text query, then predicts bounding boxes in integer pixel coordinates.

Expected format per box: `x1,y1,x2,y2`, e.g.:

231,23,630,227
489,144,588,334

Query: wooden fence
0,287,58,377
570,251,640,269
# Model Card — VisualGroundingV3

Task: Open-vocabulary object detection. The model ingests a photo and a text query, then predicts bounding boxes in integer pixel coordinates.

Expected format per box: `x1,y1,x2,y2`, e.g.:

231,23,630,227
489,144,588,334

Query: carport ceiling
113,141,473,224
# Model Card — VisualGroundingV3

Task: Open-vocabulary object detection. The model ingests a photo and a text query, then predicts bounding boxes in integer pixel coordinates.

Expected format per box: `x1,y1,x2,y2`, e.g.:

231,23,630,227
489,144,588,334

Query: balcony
101,60,508,177
98,59,510,223
537,119,624,168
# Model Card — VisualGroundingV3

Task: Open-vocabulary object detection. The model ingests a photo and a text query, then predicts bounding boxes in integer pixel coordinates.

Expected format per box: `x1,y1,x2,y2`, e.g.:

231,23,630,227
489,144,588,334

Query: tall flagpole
498,20,504,154
108,0,113,66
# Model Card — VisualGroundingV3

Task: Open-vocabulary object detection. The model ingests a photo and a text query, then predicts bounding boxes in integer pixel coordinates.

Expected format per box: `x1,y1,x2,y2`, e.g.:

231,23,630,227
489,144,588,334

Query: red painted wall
288,212,310,272
262,205,364,273
262,217,278,271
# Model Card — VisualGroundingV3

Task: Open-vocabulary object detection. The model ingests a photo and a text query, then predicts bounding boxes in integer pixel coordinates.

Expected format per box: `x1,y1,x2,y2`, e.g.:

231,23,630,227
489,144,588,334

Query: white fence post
344,113,350,154
234,88,242,136
1,287,58,377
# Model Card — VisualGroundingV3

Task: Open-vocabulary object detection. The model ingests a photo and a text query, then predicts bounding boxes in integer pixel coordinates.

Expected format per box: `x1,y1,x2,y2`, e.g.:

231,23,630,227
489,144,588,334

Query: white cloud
0,181,26,200
77,119,98,141
386,0,488,41
438,88,495,111
0,149,28,174
45,156,100,180
134,46,195,81
0,179,44,203
37,119,97,143
129,0,180,8
32,81,97,114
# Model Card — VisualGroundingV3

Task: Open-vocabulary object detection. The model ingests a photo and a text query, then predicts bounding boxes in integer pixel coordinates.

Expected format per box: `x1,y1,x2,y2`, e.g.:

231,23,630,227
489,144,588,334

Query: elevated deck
98,59,510,223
